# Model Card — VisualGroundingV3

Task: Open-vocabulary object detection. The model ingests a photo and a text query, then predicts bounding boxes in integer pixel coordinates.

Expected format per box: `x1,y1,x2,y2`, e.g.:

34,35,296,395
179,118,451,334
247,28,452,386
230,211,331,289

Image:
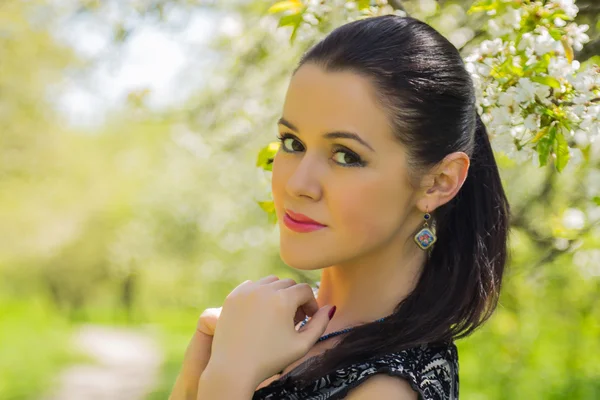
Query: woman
170,14,510,400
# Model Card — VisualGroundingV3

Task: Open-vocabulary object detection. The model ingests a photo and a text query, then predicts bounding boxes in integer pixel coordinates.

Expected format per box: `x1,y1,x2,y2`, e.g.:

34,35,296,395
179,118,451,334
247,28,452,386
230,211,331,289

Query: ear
417,152,470,213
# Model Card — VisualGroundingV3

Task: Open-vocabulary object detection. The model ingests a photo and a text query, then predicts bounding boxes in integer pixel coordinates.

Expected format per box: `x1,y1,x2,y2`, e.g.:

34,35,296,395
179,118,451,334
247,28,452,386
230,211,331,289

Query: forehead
282,64,392,143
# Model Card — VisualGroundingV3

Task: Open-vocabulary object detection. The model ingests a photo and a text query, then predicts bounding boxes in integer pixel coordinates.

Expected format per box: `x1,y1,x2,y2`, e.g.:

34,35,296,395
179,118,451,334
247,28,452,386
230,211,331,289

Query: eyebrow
277,117,375,152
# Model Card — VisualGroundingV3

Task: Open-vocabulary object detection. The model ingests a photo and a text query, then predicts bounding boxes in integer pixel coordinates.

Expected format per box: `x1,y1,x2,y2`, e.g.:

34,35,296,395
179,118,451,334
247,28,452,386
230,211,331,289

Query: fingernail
328,305,337,320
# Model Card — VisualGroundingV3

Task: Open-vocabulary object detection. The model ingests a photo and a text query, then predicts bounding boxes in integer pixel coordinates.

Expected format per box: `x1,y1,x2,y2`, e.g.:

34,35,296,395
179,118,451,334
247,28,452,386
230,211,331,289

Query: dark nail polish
328,306,337,320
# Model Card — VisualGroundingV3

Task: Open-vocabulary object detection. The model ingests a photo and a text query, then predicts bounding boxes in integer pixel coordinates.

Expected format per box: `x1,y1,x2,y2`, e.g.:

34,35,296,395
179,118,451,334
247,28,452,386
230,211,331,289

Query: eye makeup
276,133,368,168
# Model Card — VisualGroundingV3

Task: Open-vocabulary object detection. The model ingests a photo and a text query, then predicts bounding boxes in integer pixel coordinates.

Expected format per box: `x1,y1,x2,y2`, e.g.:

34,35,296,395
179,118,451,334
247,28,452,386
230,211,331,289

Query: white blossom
564,22,589,51
550,0,579,18
549,58,579,78
288,0,600,173
515,78,550,104
490,106,512,127
498,87,518,108
553,17,567,27
486,7,523,37
533,26,562,55
569,66,598,93
480,38,504,56
524,114,540,131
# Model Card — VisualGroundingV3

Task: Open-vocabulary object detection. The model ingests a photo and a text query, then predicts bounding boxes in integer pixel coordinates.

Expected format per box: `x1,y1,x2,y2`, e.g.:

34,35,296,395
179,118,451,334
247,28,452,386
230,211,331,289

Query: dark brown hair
284,15,511,388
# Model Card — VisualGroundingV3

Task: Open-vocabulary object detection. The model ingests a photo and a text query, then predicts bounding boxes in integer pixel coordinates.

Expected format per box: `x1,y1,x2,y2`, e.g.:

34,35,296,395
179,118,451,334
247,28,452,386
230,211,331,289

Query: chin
278,242,333,271
277,223,343,270
279,251,323,271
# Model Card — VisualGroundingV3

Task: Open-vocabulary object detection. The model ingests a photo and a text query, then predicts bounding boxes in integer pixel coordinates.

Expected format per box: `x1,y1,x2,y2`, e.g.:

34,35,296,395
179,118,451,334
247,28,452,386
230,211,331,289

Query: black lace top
252,339,458,399
253,281,459,399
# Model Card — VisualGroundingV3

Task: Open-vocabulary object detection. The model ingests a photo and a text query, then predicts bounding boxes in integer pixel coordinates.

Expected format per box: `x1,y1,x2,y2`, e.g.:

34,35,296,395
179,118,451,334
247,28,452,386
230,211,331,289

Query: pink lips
283,209,326,233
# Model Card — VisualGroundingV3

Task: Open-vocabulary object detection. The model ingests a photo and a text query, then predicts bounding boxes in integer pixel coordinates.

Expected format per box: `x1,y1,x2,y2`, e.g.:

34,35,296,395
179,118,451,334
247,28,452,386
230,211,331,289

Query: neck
315,234,426,336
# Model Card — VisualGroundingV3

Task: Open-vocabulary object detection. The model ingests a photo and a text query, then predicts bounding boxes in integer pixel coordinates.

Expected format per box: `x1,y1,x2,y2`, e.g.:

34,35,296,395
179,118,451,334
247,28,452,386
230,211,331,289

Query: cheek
332,178,409,242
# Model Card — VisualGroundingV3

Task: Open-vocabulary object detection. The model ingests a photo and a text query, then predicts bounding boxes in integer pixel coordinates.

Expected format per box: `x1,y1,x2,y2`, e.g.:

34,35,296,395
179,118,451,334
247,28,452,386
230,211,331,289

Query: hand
207,275,335,388
169,308,222,400
197,306,222,337
197,303,307,338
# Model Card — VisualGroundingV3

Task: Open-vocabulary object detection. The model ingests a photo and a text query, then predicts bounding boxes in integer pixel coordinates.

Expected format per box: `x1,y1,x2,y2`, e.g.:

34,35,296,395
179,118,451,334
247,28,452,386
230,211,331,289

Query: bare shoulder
345,373,419,400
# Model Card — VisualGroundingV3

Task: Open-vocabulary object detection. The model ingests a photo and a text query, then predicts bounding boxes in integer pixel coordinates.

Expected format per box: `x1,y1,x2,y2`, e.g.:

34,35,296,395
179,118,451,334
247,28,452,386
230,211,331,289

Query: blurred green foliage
0,295,85,399
0,0,599,399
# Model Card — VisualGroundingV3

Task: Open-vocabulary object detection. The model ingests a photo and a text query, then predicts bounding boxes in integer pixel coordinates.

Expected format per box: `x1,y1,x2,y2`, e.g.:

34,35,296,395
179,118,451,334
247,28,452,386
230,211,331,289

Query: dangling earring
414,206,437,250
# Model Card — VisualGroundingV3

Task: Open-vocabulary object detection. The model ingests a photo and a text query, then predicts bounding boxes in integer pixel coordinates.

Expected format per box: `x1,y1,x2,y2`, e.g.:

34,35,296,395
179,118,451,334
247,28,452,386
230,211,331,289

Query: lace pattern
252,341,458,399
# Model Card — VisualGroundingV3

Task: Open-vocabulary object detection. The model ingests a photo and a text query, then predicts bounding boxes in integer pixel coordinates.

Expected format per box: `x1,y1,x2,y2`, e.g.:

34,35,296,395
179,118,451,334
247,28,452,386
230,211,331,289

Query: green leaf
290,21,301,44
258,200,275,213
530,75,561,89
256,142,280,171
562,119,573,131
537,125,556,167
542,106,559,118
257,201,278,224
548,28,564,41
278,12,303,28
561,37,574,63
537,137,552,167
593,196,600,206
537,53,552,71
267,1,304,14
275,10,305,44
507,61,524,77
357,0,371,10
468,0,499,14
531,126,549,144
551,12,574,22
554,129,570,172
491,58,511,80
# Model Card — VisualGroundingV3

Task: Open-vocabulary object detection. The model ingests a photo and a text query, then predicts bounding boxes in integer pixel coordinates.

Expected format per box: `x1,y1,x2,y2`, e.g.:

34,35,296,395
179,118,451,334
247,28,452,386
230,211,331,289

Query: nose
284,154,324,201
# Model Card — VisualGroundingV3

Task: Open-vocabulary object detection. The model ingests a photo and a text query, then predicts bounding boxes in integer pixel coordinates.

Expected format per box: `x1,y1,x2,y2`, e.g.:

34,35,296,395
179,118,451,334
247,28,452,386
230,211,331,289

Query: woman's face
271,63,421,270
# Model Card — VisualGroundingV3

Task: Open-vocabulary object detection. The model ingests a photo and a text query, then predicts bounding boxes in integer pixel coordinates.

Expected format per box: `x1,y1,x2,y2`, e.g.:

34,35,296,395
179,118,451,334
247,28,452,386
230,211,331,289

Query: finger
293,307,308,326
271,280,311,325
282,283,319,318
269,278,296,290
228,279,254,296
197,307,221,335
298,304,335,346
256,275,280,285
200,307,221,320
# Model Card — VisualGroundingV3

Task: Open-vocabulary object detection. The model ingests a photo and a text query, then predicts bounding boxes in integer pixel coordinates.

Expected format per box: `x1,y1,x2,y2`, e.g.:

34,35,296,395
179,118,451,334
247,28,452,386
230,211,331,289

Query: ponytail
425,112,510,338
284,112,511,389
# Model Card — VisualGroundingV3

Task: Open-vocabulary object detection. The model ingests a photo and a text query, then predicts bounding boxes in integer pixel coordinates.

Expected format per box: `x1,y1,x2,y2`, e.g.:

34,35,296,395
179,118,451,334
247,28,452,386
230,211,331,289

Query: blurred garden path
40,324,164,400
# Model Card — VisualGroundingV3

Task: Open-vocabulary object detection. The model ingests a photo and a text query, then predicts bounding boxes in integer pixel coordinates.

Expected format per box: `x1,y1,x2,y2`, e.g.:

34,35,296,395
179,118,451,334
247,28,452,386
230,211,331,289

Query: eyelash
276,133,367,168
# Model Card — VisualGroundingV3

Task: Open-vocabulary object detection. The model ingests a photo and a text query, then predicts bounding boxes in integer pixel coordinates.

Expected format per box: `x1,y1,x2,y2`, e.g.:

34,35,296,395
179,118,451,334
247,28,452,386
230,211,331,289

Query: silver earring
414,206,437,250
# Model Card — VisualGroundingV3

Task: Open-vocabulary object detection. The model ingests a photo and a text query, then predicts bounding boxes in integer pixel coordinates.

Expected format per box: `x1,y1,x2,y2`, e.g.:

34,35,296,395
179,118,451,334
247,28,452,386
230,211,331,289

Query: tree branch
529,218,600,270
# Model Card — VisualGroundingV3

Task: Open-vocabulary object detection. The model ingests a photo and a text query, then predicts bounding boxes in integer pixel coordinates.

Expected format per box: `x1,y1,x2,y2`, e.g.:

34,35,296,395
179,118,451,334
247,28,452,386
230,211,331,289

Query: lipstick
283,209,326,233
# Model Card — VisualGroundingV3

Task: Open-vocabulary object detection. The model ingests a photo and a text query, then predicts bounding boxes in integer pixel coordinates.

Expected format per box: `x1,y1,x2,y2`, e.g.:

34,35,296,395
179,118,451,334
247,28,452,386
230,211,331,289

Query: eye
277,133,304,152
275,133,367,168
332,147,362,167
